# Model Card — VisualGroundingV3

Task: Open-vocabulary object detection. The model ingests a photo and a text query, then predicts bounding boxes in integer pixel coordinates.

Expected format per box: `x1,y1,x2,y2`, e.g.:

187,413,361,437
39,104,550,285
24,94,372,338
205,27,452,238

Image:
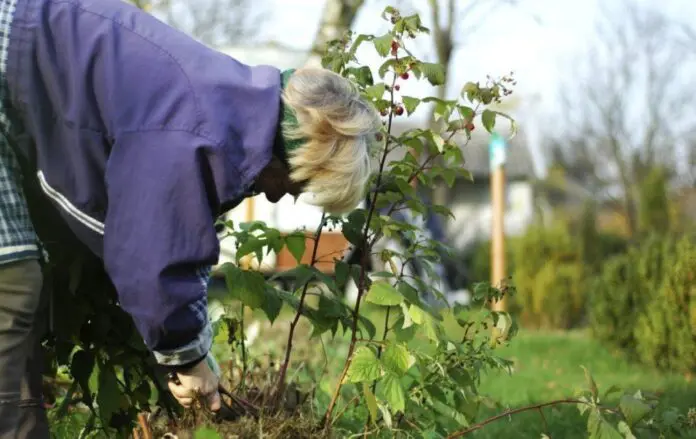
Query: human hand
167,353,222,411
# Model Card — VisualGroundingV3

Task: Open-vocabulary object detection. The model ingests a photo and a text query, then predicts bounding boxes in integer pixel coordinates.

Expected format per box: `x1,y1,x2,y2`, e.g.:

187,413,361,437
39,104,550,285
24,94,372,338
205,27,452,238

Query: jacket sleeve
103,130,235,366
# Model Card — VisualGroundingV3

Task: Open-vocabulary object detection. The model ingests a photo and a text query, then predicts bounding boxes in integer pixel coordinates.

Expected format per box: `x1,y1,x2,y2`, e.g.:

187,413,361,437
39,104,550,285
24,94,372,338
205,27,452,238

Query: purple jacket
6,0,281,365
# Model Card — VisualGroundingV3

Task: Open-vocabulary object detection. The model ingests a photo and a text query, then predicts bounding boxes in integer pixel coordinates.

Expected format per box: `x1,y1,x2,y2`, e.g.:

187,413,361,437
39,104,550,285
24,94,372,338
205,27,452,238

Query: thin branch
274,213,327,402
446,399,589,438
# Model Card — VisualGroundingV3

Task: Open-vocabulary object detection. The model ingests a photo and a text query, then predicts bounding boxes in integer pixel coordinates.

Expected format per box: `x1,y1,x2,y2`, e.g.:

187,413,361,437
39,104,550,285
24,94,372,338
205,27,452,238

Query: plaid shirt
0,0,39,265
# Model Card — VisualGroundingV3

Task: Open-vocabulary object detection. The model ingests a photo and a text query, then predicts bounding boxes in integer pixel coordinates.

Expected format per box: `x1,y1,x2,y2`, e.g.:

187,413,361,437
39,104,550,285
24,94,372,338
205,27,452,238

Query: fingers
168,377,220,411
207,390,222,412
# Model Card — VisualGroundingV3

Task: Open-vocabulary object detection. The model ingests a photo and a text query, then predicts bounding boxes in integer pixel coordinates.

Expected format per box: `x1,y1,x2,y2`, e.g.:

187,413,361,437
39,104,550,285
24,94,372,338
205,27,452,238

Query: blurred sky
242,0,694,175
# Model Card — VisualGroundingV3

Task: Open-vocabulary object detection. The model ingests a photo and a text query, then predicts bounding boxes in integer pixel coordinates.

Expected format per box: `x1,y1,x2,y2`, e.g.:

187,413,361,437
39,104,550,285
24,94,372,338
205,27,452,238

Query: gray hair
281,68,382,214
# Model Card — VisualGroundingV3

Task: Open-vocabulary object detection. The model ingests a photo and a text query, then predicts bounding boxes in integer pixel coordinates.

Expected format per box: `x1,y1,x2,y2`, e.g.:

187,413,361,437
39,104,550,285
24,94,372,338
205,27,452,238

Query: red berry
394,106,404,116
375,133,384,142
394,85,401,91
400,72,409,80
466,122,475,131
391,41,399,51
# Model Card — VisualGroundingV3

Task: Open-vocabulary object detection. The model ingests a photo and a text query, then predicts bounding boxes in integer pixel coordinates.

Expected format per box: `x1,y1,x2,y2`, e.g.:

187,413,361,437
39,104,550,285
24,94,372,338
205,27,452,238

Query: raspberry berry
394,105,404,116
394,85,401,91
466,122,475,131
400,72,409,80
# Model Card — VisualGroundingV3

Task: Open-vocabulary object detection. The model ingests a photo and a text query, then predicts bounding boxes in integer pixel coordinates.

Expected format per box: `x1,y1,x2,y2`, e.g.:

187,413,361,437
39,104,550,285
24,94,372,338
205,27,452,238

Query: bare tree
129,0,266,47
552,0,696,235
310,0,366,60
423,0,524,101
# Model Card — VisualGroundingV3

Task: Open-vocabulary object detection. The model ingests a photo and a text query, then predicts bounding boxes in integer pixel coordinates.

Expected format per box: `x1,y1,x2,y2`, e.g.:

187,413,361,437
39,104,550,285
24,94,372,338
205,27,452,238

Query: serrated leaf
419,62,446,86
373,33,393,57
70,349,95,406
284,233,306,264
365,281,403,306
335,261,349,290
381,374,405,413
379,59,397,78
603,385,622,400
345,65,374,86
379,403,393,429
363,383,379,424
97,365,124,424
430,132,445,152
619,394,652,427
617,421,637,439
261,285,283,323
482,109,496,133
366,83,387,101
581,366,599,399
382,343,411,374
408,304,426,325
235,236,266,263
346,346,382,383
588,409,623,439
402,96,421,115
224,265,265,309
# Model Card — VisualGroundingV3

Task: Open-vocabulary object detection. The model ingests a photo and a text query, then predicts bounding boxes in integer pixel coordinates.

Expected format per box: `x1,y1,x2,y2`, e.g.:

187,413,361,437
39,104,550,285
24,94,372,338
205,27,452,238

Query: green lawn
473,330,696,438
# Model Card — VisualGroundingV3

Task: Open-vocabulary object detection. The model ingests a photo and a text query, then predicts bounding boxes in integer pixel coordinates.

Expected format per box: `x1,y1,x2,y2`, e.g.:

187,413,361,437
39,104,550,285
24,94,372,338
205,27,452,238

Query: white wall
444,181,535,252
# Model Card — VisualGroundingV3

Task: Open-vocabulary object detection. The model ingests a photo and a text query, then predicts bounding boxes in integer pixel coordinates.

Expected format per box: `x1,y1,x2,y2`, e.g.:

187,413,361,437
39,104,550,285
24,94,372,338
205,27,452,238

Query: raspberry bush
45,6,695,439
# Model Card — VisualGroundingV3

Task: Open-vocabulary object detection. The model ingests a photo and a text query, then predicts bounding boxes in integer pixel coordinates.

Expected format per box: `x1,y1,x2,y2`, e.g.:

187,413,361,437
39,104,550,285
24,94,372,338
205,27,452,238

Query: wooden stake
137,413,153,439
490,140,507,312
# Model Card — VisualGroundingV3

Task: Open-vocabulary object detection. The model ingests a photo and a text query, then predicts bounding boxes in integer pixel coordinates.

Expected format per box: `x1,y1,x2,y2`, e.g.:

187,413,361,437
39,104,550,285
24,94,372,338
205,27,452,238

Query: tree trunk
307,0,365,66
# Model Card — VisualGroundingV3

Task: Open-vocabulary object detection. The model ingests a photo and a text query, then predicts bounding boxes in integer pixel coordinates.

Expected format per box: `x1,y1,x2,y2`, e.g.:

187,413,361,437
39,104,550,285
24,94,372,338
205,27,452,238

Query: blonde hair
281,67,383,214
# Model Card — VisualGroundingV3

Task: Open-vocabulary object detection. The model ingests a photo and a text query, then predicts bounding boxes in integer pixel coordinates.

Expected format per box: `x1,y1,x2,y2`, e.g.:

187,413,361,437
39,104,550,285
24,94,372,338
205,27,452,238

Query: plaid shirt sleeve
0,0,40,265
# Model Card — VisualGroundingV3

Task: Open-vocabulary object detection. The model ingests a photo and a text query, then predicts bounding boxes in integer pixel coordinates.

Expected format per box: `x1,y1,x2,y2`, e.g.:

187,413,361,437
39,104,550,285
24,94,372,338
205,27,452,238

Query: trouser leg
0,259,43,439
17,269,50,439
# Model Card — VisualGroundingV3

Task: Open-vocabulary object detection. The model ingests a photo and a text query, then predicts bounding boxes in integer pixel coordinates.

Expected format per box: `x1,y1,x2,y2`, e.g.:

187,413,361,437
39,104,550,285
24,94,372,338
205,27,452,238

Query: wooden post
489,133,507,311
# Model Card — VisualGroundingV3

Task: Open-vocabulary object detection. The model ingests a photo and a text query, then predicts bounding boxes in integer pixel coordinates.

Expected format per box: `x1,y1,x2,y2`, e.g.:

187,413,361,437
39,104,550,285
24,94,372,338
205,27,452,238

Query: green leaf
224,265,265,309
194,427,222,439
366,83,387,101
619,394,652,427
284,233,306,264
461,81,479,100
335,261,350,290
363,383,379,424
419,62,446,86
481,109,496,133
381,374,405,413
373,33,393,57
402,96,421,115
379,59,397,78
429,132,446,152
97,365,124,424
617,421,637,439
382,343,411,374
603,385,622,400
235,236,266,263
581,365,599,400
398,282,423,306
365,281,403,306
346,346,382,383
345,65,374,87
454,391,480,422
261,285,283,323
70,349,95,406
588,409,623,439
408,304,426,324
